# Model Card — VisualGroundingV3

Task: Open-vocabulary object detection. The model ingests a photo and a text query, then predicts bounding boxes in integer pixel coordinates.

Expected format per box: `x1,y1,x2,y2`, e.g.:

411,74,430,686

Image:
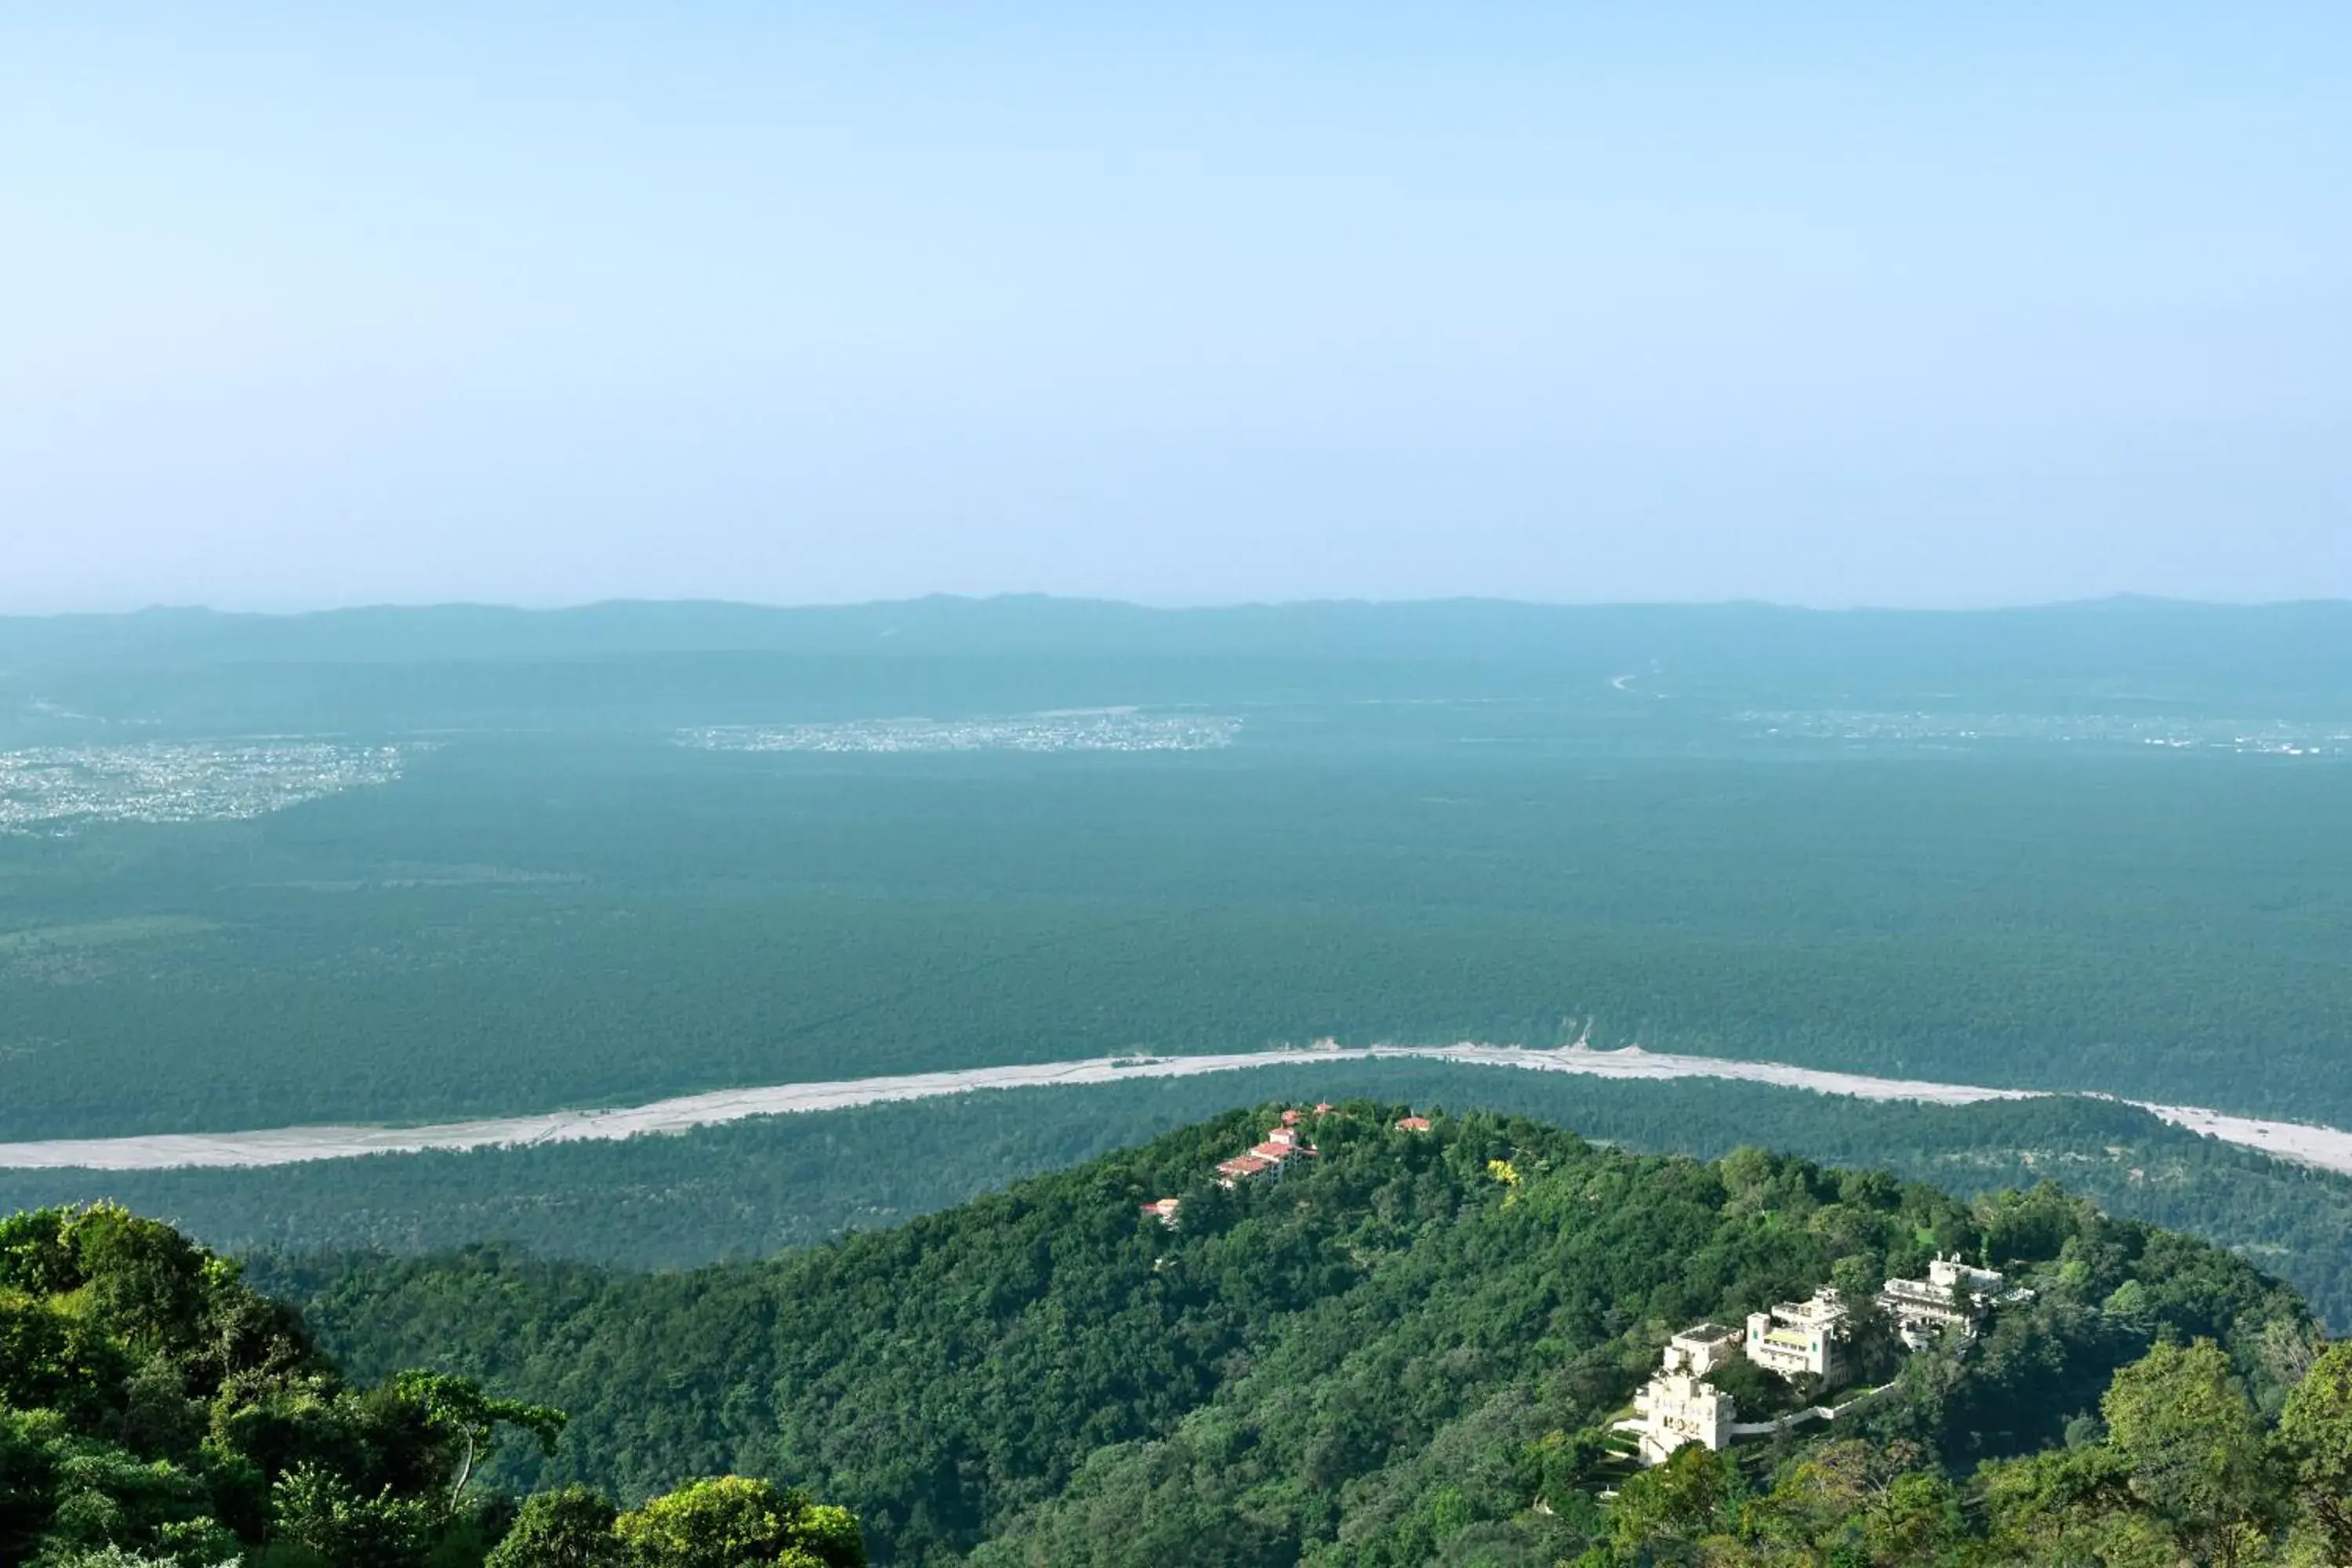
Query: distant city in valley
0,739,411,831
679,708,1242,755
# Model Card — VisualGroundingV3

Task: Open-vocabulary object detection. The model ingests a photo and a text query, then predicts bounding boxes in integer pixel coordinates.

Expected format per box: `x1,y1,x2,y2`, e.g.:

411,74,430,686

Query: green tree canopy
612,1477,864,1568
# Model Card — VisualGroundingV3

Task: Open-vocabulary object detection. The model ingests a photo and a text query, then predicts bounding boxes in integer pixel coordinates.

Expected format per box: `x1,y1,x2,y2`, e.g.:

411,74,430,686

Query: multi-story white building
1623,1269,2023,1467
1663,1323,1743,1377
1631,1368,1736,1465
1879,1257,2005,1350
1745,1290,1845,1380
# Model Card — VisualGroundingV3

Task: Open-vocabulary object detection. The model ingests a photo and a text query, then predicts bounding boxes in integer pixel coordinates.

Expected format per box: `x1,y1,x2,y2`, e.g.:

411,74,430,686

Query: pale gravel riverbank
2,1042,2343,1177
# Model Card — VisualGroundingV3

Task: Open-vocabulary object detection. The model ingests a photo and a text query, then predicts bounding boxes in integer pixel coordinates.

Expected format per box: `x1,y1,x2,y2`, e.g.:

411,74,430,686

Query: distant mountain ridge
3,593,2347,682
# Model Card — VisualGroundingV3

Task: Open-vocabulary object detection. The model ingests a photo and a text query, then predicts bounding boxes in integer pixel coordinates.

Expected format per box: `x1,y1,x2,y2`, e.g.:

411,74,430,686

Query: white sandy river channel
5,1043,2351,1177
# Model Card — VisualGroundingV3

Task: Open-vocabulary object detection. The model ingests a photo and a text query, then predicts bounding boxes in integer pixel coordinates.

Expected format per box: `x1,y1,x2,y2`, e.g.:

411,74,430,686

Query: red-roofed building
1212,1124,1319,1188
1217,1153,1275,1185
1395,1115,1432,1133
1139,1196,1181,1227
1280,1109,1302,1127
1313,1102,1335,1115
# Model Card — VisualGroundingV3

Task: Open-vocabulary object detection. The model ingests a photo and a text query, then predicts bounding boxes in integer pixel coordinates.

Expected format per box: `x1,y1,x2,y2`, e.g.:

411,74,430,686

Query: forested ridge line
24,1065,2352,1337
254,1101,2352,1566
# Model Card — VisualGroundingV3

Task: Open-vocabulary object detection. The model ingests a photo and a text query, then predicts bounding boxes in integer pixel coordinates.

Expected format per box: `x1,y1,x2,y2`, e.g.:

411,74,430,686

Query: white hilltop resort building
1624,1326,1744,1464
1745,1289,1846,1381
1664,1323,1744,1377
1878,1256,2010,1350
1621,1292,1843,1467
1631,1366,1736,1465
1621,1269,2031,1467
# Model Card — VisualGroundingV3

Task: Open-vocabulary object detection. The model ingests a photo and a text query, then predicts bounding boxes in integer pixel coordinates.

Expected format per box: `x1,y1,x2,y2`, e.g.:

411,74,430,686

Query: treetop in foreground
0,1201,863,1568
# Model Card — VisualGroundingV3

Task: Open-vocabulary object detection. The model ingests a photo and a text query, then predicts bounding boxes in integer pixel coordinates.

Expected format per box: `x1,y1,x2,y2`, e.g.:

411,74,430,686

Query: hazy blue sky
2,5,2347,612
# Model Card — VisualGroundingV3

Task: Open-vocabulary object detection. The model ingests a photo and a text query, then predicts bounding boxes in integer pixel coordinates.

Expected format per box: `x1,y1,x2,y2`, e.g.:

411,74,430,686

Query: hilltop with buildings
1624,1257,2033,1467
1163,1105,2053,1478
244,1102,2336,1567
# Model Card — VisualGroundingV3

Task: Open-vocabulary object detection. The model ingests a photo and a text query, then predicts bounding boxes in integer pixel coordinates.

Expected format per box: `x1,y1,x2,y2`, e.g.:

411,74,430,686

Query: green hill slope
0,1203,864,1567
252,1103,2336,1566
24,1071,2352,1330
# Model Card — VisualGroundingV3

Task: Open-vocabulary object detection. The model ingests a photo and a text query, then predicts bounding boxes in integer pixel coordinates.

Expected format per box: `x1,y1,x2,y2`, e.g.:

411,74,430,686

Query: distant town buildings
680,711,1241,756
0,741,409,832
1746,1290,1846,1381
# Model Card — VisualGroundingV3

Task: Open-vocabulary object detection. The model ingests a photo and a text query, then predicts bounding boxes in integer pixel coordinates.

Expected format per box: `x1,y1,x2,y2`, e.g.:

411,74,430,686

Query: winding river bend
6,1042,2351,1177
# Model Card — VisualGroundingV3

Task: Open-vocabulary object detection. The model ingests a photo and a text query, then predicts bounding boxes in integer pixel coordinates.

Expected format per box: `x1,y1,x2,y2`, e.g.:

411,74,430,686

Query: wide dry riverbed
5,1043,2350,1175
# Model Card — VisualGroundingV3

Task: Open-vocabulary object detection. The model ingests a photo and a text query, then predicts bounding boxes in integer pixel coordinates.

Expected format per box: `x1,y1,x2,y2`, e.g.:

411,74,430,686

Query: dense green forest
19,1069,2352,1330
249,1102,2343,1566
20,1110,2352,1564
0,1202,864,1566
4,599,2348,1143
8,595,2352,1563
2,730,2348,1141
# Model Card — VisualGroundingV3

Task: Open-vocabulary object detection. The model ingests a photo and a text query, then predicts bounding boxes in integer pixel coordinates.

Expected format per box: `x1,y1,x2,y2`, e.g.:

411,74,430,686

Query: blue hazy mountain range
1,596,2345,742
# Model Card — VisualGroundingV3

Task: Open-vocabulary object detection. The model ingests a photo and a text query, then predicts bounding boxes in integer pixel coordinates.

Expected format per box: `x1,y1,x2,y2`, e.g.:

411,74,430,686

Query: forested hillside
256,1104,2350,1566
0,1203,864,1566
27,1069,2352,1330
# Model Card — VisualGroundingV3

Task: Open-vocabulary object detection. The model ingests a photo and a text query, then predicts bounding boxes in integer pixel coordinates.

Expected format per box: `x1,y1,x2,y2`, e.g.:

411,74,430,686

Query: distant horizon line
7,590,2348,622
